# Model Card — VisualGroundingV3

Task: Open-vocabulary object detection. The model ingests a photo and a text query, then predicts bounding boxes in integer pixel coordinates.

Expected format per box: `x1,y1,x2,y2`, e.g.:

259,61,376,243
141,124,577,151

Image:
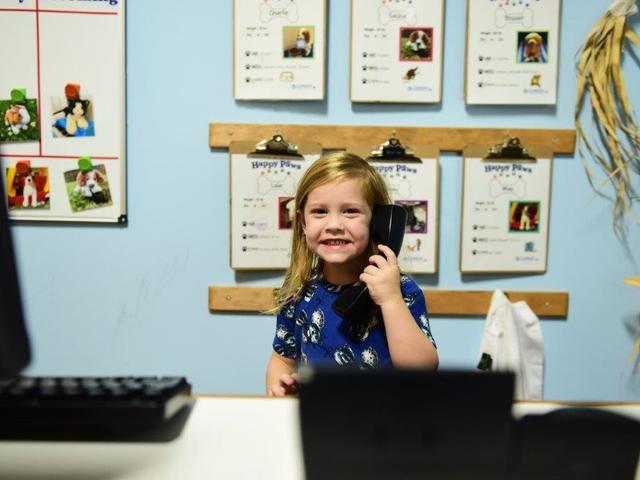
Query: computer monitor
299,367,515,480
0,177,31,378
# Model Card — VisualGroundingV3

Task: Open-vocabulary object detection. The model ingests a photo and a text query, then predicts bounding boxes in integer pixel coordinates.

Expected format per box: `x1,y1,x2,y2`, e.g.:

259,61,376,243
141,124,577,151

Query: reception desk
0,397,638,480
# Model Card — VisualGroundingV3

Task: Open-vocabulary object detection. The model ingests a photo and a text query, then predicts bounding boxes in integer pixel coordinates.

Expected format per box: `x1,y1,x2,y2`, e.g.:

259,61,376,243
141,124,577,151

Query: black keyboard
0,376,193,441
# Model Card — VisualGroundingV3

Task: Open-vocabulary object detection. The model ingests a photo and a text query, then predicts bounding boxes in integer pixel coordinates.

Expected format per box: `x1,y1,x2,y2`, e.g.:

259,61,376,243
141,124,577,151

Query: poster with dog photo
233,0,326,100
348,143,440,273
229,141,321,270
51,84,95,138
63,157,112,213
465,0,560,105
373,157,439,273
1,89,40,144
350,0,444,103
5,161,50,210
459,147,552,273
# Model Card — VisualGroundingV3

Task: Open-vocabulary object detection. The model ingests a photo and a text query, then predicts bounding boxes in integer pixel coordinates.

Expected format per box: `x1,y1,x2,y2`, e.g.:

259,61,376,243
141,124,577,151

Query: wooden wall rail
209,286,568,318
210,122,576,154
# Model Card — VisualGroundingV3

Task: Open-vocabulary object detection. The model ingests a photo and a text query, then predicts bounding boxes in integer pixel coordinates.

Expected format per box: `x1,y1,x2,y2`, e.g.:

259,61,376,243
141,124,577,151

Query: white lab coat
478,290,544,400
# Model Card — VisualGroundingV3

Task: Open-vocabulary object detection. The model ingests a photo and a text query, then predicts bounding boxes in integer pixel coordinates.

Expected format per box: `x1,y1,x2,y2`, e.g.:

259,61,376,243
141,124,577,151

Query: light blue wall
13,0,640,400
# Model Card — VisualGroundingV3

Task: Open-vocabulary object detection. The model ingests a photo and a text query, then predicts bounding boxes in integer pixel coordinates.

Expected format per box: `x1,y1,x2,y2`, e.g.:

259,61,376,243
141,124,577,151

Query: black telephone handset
332,204,408,325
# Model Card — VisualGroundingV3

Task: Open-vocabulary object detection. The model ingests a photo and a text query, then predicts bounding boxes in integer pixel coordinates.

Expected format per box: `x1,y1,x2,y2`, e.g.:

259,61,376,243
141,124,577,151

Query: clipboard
348,134,440,273
349,0,445,104
460,137,553,273
229,134,322,270
233,0,327,100
464,0,561,105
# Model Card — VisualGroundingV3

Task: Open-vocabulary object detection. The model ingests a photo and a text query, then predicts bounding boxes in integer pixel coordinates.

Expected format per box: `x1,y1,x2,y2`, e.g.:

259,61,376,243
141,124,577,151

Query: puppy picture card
459,147,552,273
51,83,96,138
5,161,50,210
63,157,112,213
465,0,560,105
372,155,439,273
234,0,326,100
1,89,40,143
350,0,444,103
229,141,321,269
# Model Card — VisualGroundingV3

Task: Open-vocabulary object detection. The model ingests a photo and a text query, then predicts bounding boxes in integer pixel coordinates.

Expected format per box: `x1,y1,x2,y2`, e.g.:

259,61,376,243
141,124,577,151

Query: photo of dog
0,89,39,143
21,174,39,208
517,31,548,63
64,158,112,212
400,27,433,61
4,104,30,135
278,196,295,230
509,201,540,232
5,162,50,210
283,26,314,58
396,200,428,234
75,168,106,201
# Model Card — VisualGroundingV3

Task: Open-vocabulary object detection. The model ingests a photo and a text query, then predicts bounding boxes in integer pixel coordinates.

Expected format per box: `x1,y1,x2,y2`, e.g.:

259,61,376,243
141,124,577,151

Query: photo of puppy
5,162,50,210
22,174,39,208
0,89,39,143
75,168,106,201
283,26,314,58
509,201,540,232
278,196,295,230
4,104,30,135
400,27,433,61
64,158,112,212
408,30,431,57
396,200,428,234
517,31,548,63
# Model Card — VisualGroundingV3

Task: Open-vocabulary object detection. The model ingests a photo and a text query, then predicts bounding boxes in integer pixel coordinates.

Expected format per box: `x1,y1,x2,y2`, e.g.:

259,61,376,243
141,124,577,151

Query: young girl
266,152,438,396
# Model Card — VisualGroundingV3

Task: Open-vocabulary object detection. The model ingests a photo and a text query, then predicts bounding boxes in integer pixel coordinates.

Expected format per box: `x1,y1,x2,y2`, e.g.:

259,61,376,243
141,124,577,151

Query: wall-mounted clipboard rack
208,286,568,318
209,122,572,319
209,122,576,154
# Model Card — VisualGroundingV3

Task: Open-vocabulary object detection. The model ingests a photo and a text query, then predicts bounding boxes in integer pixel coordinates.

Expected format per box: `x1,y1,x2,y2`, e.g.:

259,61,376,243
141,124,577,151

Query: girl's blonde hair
272,151,390,313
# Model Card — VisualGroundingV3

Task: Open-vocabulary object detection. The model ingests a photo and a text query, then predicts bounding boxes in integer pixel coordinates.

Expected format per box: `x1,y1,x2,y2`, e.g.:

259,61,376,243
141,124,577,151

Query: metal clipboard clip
484,137,536,161
250,133,303,159
368,132,420,162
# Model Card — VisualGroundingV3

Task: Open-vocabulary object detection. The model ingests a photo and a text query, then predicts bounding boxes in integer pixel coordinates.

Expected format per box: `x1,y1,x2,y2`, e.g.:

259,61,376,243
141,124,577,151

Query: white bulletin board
460,146,552,273
0,0,126,223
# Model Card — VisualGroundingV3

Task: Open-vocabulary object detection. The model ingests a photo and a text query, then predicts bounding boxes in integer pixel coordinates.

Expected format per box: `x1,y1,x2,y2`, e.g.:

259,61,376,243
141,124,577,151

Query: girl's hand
359,244,403,308
269,373,299,397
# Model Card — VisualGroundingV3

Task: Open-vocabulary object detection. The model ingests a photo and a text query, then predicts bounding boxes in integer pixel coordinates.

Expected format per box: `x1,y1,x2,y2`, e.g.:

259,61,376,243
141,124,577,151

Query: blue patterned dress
272,274,436,369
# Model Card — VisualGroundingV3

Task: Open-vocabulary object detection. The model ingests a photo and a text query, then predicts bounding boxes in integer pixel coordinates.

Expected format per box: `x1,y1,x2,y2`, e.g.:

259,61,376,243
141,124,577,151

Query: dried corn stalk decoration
575,0,640,238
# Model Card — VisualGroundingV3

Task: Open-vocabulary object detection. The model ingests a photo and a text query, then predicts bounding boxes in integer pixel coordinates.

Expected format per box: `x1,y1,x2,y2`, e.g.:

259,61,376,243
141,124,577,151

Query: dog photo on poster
1,89,39,143
63,157,113,213
5,161,50,211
